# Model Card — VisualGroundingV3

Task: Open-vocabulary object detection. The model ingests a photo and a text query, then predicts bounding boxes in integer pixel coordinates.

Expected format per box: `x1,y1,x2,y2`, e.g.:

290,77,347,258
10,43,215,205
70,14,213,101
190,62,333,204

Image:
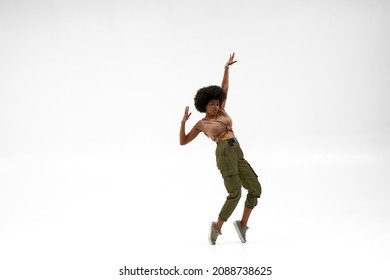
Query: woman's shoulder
194,119,204,130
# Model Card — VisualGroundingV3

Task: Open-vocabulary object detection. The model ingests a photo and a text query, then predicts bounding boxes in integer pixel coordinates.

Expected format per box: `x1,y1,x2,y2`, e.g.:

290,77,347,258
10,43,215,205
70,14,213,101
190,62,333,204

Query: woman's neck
204,113,217,120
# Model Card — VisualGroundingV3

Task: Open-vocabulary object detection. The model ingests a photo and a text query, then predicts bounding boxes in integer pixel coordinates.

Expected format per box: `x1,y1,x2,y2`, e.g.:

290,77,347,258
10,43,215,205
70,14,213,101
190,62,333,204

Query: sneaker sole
233,221,246,243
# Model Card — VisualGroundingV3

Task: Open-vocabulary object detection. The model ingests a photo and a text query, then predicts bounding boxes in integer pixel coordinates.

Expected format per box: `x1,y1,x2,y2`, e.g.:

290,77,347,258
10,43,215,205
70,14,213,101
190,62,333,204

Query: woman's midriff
217,131,235,143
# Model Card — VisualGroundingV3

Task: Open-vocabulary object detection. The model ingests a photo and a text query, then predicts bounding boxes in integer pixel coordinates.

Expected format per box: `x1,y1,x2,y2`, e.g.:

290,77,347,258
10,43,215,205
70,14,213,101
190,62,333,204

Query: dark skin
180,53,236,145
179,53,252,232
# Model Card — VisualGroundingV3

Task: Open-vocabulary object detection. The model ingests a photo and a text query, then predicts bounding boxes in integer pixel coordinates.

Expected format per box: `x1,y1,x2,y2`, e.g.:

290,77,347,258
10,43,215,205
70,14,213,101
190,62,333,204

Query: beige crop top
194,108,234,142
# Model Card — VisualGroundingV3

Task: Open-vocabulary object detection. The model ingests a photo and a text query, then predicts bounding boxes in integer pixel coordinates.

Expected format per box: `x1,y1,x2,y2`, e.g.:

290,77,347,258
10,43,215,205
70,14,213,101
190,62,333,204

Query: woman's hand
182,106,192,123
180,106,199,145
225,52,237,68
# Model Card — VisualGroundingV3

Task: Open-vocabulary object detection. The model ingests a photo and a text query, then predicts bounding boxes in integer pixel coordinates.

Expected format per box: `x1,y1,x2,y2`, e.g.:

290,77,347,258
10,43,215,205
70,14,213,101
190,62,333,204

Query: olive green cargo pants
215,138,262,222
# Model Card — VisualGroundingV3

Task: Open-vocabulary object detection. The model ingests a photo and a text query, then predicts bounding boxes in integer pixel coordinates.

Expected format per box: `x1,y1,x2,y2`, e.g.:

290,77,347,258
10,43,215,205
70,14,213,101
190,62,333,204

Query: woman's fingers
183,106,191,121
228,52,237,66
185,106,190,115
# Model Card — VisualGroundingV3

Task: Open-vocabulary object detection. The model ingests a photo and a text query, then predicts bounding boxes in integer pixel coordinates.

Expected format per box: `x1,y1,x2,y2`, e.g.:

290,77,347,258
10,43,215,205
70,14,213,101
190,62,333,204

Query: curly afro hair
194,85,226,113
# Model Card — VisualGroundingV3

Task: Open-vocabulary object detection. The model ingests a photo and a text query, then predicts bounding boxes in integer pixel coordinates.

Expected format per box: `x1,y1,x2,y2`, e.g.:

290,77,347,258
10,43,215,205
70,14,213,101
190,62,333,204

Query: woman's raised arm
221,53,237,109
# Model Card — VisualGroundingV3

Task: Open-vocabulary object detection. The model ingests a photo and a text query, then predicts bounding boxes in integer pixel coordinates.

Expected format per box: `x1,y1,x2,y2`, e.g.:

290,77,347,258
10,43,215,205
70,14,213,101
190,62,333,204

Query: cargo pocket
221,169,239,178
217,144,239,177
219,151,239,178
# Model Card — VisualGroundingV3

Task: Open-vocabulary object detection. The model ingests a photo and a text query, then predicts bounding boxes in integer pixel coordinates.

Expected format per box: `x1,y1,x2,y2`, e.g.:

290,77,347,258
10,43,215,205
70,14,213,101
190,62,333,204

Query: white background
1,0,389,279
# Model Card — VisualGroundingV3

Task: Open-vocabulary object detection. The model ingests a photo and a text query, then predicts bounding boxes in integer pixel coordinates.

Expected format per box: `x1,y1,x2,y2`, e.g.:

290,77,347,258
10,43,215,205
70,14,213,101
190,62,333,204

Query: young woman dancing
180,53,262,245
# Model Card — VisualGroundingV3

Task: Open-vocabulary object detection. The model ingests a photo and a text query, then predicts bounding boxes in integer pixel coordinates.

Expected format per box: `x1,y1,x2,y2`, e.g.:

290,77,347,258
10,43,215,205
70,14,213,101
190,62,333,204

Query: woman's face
206,99,220,117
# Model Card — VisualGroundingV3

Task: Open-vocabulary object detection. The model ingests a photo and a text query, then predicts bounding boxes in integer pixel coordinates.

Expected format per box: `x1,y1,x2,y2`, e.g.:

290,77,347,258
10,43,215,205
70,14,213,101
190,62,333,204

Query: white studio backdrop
1,0,389,279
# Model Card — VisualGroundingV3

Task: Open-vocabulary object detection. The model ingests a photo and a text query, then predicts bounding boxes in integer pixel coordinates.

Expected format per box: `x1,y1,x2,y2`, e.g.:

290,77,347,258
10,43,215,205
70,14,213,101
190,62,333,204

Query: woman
180,53,262,245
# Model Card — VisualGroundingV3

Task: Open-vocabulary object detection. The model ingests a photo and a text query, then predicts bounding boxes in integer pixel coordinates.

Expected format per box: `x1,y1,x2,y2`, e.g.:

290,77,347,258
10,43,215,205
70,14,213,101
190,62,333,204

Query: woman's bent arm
180,106,200,145
180,122,200,145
